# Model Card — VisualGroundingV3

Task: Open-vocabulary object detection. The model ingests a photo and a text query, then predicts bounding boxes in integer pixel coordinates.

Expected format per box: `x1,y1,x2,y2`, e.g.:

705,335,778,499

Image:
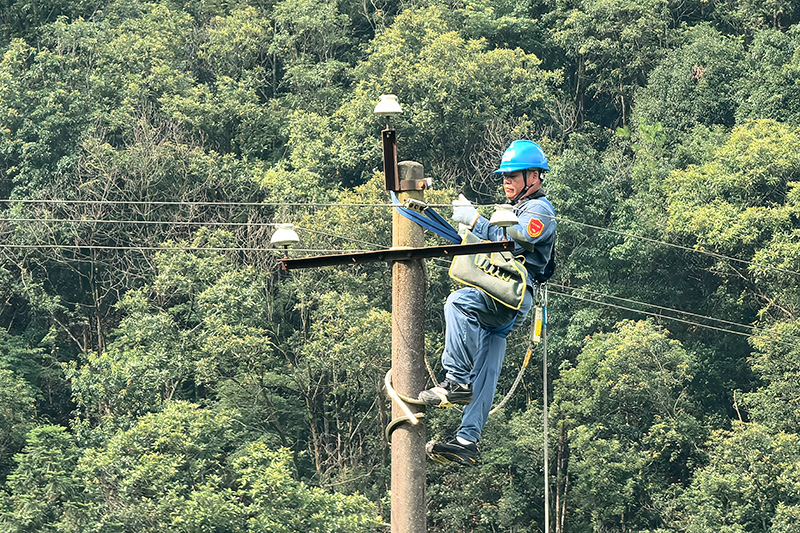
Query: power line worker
419,140,556,465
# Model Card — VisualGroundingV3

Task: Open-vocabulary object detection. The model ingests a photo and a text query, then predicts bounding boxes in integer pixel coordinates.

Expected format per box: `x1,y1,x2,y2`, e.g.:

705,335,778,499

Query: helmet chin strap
511,169,532,204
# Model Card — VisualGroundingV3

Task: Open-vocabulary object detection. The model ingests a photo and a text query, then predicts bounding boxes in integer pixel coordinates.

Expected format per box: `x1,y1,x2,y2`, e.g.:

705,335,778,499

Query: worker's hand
452,194,479,228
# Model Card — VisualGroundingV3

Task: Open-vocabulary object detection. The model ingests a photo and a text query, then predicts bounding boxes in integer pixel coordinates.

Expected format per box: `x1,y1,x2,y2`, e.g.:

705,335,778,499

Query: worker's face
502,170,539,199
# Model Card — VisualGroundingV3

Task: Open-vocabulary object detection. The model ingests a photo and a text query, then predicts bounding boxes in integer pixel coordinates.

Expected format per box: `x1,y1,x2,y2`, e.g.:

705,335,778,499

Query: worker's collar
514,188,546,205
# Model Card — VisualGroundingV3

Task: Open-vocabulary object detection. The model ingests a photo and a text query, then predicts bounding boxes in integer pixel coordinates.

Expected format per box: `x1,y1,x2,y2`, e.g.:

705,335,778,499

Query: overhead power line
0,199,392,208
0,244,372,253
549,282,800,344
3,198,798,277
0,218,283,227
405,260,800,346
2,227,794,346
547,289,798,348
547,215,800,277
0,218,392,250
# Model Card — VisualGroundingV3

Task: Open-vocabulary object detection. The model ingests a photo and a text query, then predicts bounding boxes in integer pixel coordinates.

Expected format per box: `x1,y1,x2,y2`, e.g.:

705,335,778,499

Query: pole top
397,161,430,192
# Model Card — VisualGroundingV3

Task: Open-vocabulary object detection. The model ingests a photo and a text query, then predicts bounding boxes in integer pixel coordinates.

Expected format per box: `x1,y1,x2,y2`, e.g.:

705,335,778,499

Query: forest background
0,0,799,531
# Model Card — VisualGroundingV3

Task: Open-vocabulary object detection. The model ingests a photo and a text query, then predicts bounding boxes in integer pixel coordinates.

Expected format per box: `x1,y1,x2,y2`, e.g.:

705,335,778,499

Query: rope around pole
384,369,426,445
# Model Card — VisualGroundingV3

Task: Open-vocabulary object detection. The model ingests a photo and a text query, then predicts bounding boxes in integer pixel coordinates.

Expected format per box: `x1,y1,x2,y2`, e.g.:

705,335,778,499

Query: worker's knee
445,287,492,318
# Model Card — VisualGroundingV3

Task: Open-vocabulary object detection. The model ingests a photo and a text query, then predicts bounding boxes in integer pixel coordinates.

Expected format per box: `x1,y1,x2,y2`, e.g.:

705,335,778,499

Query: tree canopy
0,0,799,531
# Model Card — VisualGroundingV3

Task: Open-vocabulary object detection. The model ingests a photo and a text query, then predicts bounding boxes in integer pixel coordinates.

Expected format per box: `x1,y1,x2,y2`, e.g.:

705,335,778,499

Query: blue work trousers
442,286,534,443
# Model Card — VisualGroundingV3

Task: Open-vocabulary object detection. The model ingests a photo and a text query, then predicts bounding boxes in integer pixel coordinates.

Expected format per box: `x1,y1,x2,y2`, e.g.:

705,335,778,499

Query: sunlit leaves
746,319,800,432
666,120,800,254
683,422,800,532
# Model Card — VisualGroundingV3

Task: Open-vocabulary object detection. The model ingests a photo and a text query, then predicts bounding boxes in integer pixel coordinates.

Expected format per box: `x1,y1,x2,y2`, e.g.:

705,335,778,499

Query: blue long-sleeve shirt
471,195,556,283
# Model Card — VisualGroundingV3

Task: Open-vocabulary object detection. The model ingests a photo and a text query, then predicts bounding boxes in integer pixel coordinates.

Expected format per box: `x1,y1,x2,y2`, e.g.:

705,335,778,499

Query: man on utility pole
419,140,557,466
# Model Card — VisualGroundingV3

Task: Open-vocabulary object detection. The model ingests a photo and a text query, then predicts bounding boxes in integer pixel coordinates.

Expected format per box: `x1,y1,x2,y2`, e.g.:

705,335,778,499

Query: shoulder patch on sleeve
528,218,544,238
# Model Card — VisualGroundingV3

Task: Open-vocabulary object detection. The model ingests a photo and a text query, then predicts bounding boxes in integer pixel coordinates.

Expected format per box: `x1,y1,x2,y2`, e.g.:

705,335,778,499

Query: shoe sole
427,450,477,466
425,441,477,466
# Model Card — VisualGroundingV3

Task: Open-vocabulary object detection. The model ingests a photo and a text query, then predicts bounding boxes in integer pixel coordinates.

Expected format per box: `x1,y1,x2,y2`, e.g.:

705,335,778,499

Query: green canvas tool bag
449,230,528,310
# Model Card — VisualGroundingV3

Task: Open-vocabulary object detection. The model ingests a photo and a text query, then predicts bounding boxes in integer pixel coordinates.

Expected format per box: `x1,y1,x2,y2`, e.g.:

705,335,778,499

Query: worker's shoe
418,380,472,407
426,438,478,466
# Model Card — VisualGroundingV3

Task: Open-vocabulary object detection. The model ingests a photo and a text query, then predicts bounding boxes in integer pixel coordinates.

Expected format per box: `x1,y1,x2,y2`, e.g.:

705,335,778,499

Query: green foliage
554,320,704,531
0,36,95,195
2,425,81,533
737,28,800,124
427,406,547,532
633,25,745,139
0,369,37,479
271,0,353,111
233,440,383,532
712,0,800,35
4,402,383,532
338,4,561,184
0,0,100,42
65,230,284,429
681,422,800,532
550,0,672,124
665,120,799,258
457,0,548,50
746,319,800,432
199,7,273,80
1,0,800,530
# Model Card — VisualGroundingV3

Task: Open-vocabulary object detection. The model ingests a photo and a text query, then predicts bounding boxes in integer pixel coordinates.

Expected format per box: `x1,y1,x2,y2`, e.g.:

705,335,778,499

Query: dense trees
0,0,798,531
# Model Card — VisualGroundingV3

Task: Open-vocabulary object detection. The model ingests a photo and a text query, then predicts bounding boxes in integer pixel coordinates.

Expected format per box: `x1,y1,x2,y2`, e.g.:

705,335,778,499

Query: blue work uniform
442,192,556,443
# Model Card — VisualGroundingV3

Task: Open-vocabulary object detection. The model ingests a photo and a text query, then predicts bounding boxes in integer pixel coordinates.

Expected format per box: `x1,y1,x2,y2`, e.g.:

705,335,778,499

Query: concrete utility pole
391,161,428,533
281,95,511,532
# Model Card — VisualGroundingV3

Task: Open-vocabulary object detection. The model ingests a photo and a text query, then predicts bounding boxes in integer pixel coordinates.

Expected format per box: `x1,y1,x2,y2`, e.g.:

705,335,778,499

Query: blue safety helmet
493,140,549,173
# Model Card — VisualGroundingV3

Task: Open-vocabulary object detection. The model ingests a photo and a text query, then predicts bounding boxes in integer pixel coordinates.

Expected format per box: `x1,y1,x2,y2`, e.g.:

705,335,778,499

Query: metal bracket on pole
402,198,428,213
383,128,400,191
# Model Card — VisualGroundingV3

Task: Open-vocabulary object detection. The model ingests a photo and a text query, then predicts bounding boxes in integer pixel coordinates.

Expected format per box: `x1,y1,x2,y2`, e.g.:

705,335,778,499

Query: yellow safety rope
384,369,426,444
489,285,545,415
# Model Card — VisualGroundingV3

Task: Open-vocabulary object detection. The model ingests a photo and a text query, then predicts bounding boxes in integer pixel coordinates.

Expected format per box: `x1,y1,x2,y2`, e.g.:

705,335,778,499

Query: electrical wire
3,209,797,296
0,199,396,208
548,288,799,348
3,218,793,345
548,215,800,277
0,244,374,253
3,199,798,277
549,282,800,344
296,226,389,250
423,259,797,345
0,218,393,250
0,217,284,227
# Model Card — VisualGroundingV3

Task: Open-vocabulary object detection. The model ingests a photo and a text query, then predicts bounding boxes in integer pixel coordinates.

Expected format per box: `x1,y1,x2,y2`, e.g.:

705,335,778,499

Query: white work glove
452,194,479,228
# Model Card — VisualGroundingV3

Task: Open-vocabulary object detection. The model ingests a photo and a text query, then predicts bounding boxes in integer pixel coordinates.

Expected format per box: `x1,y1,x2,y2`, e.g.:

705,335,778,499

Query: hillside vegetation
0,1,799,531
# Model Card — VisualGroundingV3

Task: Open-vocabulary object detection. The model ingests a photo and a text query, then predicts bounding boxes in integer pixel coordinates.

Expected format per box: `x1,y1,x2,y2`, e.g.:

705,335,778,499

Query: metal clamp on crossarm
403,197,428,213
390,191,461,244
